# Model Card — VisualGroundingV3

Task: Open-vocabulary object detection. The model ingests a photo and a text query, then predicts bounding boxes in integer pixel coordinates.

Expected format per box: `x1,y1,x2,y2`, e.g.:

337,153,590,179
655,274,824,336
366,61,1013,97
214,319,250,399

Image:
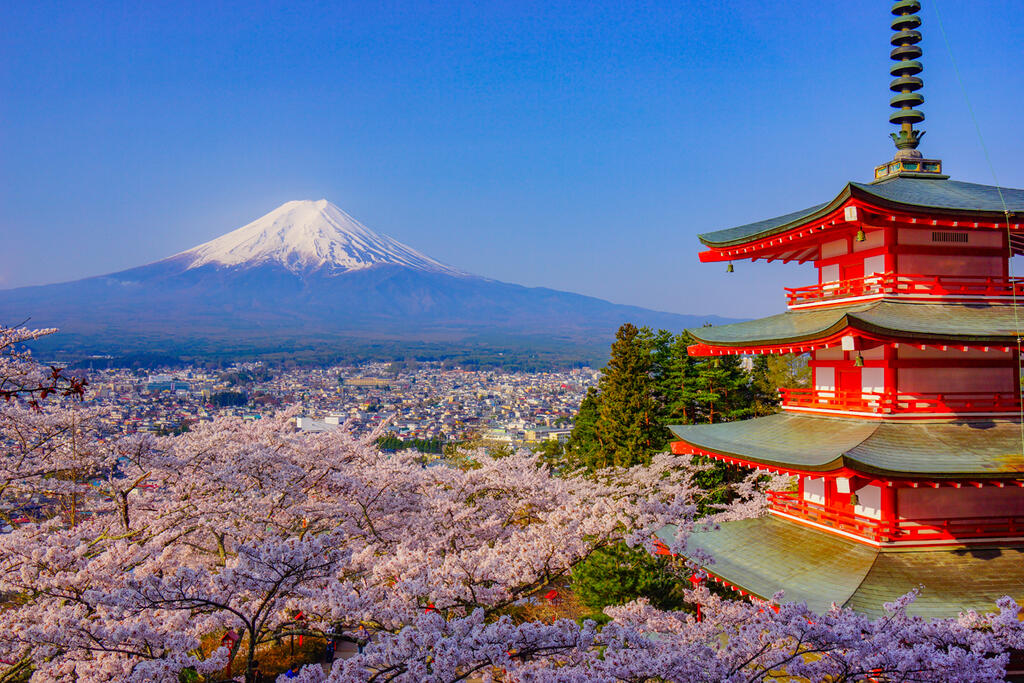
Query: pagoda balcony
785,273,1024,309
778,387,1022,418
767,491,1024,545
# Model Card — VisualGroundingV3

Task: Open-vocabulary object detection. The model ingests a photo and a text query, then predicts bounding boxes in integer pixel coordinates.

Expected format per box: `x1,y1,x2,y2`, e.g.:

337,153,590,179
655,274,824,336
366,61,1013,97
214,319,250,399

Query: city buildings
55,362,595,448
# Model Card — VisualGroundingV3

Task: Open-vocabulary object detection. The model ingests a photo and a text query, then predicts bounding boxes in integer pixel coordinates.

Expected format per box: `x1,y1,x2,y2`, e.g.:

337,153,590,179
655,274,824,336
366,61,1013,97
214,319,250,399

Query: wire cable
932,0,1024,453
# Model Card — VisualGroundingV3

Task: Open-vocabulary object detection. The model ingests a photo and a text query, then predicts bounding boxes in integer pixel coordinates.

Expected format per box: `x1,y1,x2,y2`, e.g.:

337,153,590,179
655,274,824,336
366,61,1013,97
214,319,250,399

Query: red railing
768,491,895,540
768,491,1024,543
779,388,1022,416
785,273,1024,306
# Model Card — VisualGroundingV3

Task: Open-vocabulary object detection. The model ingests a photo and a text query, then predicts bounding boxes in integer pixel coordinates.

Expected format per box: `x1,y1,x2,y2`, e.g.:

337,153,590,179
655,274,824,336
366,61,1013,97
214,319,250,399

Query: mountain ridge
0,200,732,365
174,199,466,276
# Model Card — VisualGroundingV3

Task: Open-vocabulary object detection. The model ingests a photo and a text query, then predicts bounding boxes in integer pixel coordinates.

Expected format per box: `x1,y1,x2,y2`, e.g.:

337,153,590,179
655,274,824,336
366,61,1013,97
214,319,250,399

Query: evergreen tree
660,331,701,427
692,354,752,424
534,439,565,471
570,542,688,616
748,354,781,417
748,353,811,416
593,323,660,468
656,336,756,508
566,327,787,470
645,328,677,450
565,386,601,468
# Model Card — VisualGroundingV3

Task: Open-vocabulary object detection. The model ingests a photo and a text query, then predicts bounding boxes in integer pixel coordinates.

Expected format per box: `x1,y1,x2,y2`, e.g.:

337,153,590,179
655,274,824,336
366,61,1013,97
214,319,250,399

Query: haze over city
3,0,1023,318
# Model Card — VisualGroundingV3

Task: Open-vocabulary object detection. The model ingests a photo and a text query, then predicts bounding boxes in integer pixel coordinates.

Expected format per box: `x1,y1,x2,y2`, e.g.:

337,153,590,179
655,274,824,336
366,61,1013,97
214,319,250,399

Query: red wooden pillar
883,344,897,396
879,484,898,541
689,574,705,621
883,223,896,274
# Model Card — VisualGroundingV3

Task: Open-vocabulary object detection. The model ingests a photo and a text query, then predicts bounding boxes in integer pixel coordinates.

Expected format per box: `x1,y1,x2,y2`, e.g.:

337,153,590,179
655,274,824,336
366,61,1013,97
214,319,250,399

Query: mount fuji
0,200,730,365
178,200,466,277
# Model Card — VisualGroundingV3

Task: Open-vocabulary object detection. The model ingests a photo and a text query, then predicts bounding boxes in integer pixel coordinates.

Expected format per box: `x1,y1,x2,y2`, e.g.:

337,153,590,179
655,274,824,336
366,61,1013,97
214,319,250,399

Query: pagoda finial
873,0,945,181
888,0,925,157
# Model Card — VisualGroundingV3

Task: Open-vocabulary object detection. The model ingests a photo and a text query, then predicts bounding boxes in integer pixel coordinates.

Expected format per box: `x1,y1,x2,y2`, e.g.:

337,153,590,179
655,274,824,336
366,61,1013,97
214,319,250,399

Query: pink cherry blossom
1,323,1022,683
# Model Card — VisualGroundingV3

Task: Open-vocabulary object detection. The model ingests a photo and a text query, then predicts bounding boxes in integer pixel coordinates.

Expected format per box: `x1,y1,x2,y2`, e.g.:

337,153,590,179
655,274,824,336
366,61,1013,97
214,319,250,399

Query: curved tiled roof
657,516,1024,618
854,177,1024,212
668,413,1024,478
699,177,1024,248
696,202,830,248
688,301,1023,348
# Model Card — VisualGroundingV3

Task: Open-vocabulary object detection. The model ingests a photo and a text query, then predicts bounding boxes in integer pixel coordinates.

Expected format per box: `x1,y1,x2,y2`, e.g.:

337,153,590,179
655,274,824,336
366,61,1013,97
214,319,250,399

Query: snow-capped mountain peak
178,199,464,275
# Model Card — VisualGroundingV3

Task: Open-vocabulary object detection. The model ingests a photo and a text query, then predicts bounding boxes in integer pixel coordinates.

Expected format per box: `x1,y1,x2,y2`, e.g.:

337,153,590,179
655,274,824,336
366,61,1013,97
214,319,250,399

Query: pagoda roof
657,515,1024,618
699,176,1024,249
668,413,1024,478
688,300,1021,350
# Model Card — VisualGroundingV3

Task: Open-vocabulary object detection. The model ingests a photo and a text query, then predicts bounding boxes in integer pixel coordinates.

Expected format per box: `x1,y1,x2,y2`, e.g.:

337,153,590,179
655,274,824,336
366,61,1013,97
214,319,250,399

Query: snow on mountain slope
178,199,465,276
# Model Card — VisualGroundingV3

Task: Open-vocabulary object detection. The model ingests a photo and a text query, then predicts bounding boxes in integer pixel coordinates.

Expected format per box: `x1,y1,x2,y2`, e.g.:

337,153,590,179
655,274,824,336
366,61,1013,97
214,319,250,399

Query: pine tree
748,354,781,417
534,439,565,471
565,386,601,469
593,323,660,468
645,328,677,450
661,331,701,427
748,353,812,416
570,542,688,616
693,354,752,424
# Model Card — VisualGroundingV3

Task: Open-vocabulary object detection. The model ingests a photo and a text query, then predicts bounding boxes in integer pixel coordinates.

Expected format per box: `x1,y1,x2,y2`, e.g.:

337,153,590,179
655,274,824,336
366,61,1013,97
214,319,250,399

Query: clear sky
2,1,1022,318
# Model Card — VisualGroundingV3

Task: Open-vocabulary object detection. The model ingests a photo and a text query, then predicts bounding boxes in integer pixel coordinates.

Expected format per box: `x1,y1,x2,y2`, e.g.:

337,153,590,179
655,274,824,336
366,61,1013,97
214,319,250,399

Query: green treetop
592,323,661,469
691,354,752,424
565,386,601,467
659,331,702,429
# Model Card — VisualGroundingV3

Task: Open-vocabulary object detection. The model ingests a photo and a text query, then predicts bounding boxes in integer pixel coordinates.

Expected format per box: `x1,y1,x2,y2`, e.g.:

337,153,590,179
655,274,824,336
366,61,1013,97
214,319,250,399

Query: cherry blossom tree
1,323,1022,683
0,326,85,407
0,400,740,682
316,589,1023,683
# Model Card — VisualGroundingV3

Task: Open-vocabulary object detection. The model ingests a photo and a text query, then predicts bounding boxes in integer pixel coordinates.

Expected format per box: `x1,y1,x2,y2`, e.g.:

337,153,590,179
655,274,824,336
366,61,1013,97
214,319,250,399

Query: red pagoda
666,0,1024,619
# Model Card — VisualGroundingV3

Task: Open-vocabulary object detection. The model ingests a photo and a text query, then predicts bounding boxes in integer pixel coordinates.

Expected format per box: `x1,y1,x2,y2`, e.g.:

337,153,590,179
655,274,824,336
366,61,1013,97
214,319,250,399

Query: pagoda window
894,227,1005,278
814,366,835,392
802,476,825,505
863,254,885,276
896,228,1001,248
895,347,1015,394
861,367,885,395
853,484,882,520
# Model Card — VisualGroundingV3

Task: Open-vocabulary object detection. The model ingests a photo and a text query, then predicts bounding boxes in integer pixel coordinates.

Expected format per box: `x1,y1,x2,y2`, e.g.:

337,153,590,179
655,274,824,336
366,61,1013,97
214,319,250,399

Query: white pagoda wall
897,253,1003,277
895,228,1003,277
898,487,1024,519
895,346,1015,394
899,367,1015,393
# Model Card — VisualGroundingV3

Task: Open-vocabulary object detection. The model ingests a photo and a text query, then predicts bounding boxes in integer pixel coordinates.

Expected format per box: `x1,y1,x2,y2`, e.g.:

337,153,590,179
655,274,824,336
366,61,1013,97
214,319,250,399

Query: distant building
524,427,572,444
345,378,391,387
480,428,515,444
295,415,345,432
145,375,190,393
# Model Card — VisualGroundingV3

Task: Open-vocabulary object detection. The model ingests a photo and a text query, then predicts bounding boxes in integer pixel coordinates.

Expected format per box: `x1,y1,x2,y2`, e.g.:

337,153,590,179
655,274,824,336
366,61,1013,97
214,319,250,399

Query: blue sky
2,0,1022,318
